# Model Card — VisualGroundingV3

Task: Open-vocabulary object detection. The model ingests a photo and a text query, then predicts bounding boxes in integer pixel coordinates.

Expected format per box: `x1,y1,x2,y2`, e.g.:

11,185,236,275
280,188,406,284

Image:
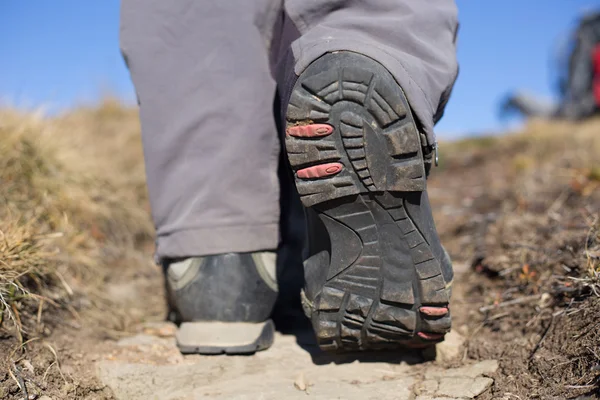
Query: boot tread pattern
286,52,451,351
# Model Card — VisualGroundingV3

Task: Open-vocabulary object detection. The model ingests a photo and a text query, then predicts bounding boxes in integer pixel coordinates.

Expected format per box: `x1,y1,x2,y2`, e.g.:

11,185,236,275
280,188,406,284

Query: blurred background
1,0,599,137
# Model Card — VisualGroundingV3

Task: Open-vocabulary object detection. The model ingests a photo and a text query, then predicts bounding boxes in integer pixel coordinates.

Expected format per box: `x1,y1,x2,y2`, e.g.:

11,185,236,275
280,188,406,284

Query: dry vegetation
0,100,154,398
431,118,600,399
0,103,598,399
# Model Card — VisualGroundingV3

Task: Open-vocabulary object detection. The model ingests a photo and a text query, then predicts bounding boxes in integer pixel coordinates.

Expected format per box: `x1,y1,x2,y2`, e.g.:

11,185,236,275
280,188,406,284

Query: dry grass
431,117,600,398
0,100,153,344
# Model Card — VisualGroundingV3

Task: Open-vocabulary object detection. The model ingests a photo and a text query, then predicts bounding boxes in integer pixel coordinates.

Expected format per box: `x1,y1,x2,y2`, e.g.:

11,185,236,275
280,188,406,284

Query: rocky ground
1,104,598,399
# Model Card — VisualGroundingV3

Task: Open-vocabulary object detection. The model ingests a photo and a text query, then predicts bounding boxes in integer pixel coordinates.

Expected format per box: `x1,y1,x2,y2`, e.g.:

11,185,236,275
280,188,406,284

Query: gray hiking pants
120,0,459,262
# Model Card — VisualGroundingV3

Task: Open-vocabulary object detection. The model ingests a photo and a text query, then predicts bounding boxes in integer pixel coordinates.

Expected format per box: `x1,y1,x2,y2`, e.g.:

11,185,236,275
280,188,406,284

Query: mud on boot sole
285,51,453,351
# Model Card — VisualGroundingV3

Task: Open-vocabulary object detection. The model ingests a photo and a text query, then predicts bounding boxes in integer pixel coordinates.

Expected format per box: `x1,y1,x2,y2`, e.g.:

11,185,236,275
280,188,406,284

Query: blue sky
1,1,598,138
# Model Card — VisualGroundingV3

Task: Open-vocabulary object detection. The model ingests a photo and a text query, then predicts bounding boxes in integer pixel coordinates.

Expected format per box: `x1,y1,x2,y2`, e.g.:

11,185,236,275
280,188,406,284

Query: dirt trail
24,189,496,400
11,241,494,400
1,108,598,399
90,261,498,400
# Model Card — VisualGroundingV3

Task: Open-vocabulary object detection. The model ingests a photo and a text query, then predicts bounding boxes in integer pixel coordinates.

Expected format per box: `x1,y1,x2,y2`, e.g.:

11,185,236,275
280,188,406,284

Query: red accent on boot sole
297,163,343,179
420,306,449,317
418,332,445,340
286,124,333,138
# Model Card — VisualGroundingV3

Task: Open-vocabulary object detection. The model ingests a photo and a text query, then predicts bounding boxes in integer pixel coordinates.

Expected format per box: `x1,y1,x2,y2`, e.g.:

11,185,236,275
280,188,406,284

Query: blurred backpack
501,10,600,120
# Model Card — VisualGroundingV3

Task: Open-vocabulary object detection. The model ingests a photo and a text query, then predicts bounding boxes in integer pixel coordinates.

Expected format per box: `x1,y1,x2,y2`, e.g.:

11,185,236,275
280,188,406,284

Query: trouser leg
120,0,283,261
283,0,459,143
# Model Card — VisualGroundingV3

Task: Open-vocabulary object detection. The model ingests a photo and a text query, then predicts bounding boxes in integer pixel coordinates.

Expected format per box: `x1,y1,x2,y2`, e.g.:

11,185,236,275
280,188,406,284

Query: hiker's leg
277,0,459,351
283,0,459,144
120,0,283,261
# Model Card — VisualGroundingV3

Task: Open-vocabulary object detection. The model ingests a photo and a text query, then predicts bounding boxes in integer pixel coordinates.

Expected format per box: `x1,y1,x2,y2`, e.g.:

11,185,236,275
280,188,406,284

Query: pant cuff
155,224,279,263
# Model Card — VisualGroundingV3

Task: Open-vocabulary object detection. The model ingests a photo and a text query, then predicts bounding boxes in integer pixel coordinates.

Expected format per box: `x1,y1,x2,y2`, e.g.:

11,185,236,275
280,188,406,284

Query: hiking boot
284,51,453,351
164,252,278,354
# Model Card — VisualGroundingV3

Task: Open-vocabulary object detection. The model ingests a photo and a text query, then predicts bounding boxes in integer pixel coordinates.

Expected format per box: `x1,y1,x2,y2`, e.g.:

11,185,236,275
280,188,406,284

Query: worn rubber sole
176,320,275,355
285,51,453,351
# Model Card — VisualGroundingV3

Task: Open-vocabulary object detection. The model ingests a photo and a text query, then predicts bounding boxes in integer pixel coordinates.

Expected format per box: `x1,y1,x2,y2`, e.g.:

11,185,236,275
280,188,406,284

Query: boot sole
176,320,275,355
285,51,452,351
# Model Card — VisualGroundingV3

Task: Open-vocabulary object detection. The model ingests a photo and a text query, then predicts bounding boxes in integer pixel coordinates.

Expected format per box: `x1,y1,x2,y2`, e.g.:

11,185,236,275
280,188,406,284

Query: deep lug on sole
285,51,453,352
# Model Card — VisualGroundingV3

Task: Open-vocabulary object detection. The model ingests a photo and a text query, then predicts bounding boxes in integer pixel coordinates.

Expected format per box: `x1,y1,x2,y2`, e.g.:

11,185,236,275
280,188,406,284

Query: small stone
539,293,552,308
435,330,465,363
437,377,493,398
22,359,35,374
294,372,308,391
39,396,53,400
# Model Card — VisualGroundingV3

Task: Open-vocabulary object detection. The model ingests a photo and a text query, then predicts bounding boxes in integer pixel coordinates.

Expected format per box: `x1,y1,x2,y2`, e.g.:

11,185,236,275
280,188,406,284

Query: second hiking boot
165,252,278,354
285,51,454,351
